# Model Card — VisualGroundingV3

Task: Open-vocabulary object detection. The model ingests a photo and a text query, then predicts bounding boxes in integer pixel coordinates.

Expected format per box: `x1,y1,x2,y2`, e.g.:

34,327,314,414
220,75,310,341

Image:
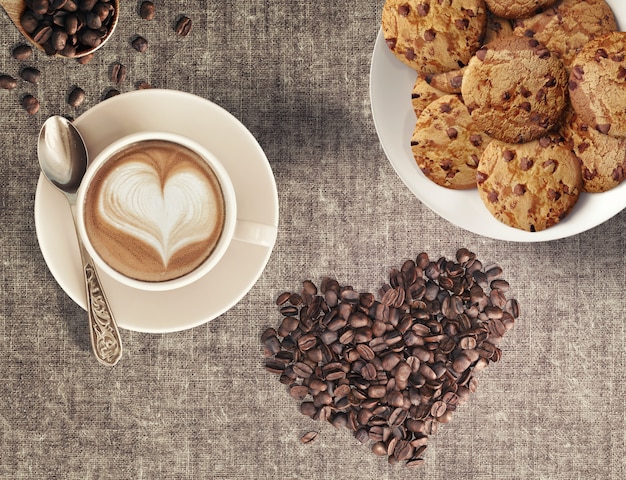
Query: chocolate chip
523,29,535,37
595,48,608,61
513,184,526,195
424,29,436,42
487,190,499,203
439,103,452,113
386,38,397,50
417,3,430,16
469,134,483,147
612,166,625,182
405,48,416,60
547,189,561,201
583,168,597,181
568,80,578,90
572,66,584,80
520,101,531,112
503,149,515,161
446,127,458,139
596,123,611,134
536,48,550,59
528,38,539,48
542,159,557,173
544,75,556,88
538,136,551,147
455,18,469,30
577,142,590,153
398,4,410,16
520,157,534,171
476,48,487,61
476,171,489,184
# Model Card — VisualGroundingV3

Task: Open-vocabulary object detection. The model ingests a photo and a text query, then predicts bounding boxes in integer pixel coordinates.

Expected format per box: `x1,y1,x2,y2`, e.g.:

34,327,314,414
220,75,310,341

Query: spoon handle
83,257,123,366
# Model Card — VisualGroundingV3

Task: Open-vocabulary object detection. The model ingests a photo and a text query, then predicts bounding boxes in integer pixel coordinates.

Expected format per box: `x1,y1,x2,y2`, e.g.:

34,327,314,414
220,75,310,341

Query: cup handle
233,220,277,248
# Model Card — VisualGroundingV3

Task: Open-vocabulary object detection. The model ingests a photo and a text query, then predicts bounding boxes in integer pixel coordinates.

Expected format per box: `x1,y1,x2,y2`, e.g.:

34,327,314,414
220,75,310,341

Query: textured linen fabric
1,1,625,479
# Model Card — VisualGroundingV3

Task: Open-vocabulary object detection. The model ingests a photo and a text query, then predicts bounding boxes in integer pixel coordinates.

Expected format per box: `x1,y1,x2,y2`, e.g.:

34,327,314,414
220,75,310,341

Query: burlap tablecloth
1,1,624,478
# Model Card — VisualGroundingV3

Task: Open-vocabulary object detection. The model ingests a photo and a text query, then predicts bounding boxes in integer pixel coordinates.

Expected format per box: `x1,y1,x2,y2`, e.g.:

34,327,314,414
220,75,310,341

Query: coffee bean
110,63,126,84
140,1,156,20
0,75,17,90
21,94,40,114
12,44,33,60
20,67,42,84
175,16,193,36
300,431,319,444
103,88,120,100
67,86,86,107
262,250,519,467
21,0,116,56
132,36,149,53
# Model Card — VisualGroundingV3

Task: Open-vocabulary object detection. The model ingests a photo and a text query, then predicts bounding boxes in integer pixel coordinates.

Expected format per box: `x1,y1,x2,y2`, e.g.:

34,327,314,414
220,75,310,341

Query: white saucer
369,0,626,242
34,89,279,333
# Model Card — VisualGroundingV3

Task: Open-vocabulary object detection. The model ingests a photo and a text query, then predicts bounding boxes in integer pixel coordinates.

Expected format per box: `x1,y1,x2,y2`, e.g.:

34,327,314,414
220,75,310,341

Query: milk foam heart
83,139,226,283
98,161,219,266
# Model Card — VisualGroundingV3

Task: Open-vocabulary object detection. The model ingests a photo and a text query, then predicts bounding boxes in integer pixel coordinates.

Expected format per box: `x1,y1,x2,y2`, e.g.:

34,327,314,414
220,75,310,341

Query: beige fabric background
1,1,625,479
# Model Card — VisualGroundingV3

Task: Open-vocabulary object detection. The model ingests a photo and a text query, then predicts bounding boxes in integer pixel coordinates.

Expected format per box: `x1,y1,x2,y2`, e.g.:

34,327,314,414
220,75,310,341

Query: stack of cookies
382,0,626,232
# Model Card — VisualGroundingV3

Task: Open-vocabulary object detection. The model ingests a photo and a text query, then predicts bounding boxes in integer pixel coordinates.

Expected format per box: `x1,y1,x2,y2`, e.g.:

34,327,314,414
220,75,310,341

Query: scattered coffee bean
131,36,149,53
0,75,17,90
175,16,193,36
12,44,33,60
140,1,156,20
110,63,127,84
76,53,95,65
68,87,86,107
20,67,42,84
21,94,40,115
300,431,319,444
20,0,116,56
262,249,519,467
103,88,120,100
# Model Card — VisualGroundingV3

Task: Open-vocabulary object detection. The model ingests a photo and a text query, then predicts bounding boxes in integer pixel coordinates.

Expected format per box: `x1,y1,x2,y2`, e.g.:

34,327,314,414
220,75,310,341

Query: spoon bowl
0,0,119,58
38,115,123,366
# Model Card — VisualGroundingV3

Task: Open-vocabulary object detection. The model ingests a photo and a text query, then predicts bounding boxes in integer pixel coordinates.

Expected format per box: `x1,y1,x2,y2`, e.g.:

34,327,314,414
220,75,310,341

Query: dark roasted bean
175,15,193,36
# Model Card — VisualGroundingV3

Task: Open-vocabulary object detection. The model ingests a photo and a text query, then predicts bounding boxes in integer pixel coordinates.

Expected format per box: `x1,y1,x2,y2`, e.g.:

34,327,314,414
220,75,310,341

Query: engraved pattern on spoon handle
83,259,123,366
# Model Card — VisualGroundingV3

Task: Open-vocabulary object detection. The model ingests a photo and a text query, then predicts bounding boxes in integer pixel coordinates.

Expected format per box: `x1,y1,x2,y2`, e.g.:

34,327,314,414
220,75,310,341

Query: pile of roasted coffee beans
21,0,117,57
262,249,519,467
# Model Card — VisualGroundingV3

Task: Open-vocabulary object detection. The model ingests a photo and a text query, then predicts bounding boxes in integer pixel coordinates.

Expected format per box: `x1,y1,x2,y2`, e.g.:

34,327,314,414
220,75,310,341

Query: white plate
35,89,279,333
370,0,626,242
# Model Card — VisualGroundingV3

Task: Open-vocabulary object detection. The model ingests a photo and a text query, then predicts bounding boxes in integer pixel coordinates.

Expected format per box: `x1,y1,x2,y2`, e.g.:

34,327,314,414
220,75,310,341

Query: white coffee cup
76,131,276,291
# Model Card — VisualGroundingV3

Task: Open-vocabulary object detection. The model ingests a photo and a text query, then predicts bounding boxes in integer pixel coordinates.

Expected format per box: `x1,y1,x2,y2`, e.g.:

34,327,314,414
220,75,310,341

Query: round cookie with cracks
476,134,582,232
568,31,626,138
411,94,492,190
381,0,488,75
462,35,568,144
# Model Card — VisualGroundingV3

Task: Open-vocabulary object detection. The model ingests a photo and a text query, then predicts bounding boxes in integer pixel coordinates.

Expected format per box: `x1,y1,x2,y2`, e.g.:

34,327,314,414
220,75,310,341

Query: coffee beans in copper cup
76,131,276,291
20,0,120,58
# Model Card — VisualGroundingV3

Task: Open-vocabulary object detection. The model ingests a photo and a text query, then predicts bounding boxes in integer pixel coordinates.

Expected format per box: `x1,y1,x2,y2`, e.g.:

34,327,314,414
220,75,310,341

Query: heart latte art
84,140,225,282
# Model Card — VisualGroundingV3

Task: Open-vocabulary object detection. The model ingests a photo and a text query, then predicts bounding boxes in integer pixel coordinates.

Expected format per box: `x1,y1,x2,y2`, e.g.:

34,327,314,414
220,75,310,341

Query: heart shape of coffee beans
99,161,219,266
263,249,519,467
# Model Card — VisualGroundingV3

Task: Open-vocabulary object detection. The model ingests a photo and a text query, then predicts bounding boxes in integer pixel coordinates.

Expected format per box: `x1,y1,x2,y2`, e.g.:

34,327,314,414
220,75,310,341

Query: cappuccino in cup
77,132,237,290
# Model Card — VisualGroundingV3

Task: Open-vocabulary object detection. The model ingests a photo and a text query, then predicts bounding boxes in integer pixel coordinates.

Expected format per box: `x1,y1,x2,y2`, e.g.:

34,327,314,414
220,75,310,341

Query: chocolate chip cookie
512,0,617,68
382,0,488,74
424,13,513,94
411,74,446,119
411,94,492,189
485,0,558,19
568,31,626,138
477,134,582,231
462,35,568,143
561,109,626,193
